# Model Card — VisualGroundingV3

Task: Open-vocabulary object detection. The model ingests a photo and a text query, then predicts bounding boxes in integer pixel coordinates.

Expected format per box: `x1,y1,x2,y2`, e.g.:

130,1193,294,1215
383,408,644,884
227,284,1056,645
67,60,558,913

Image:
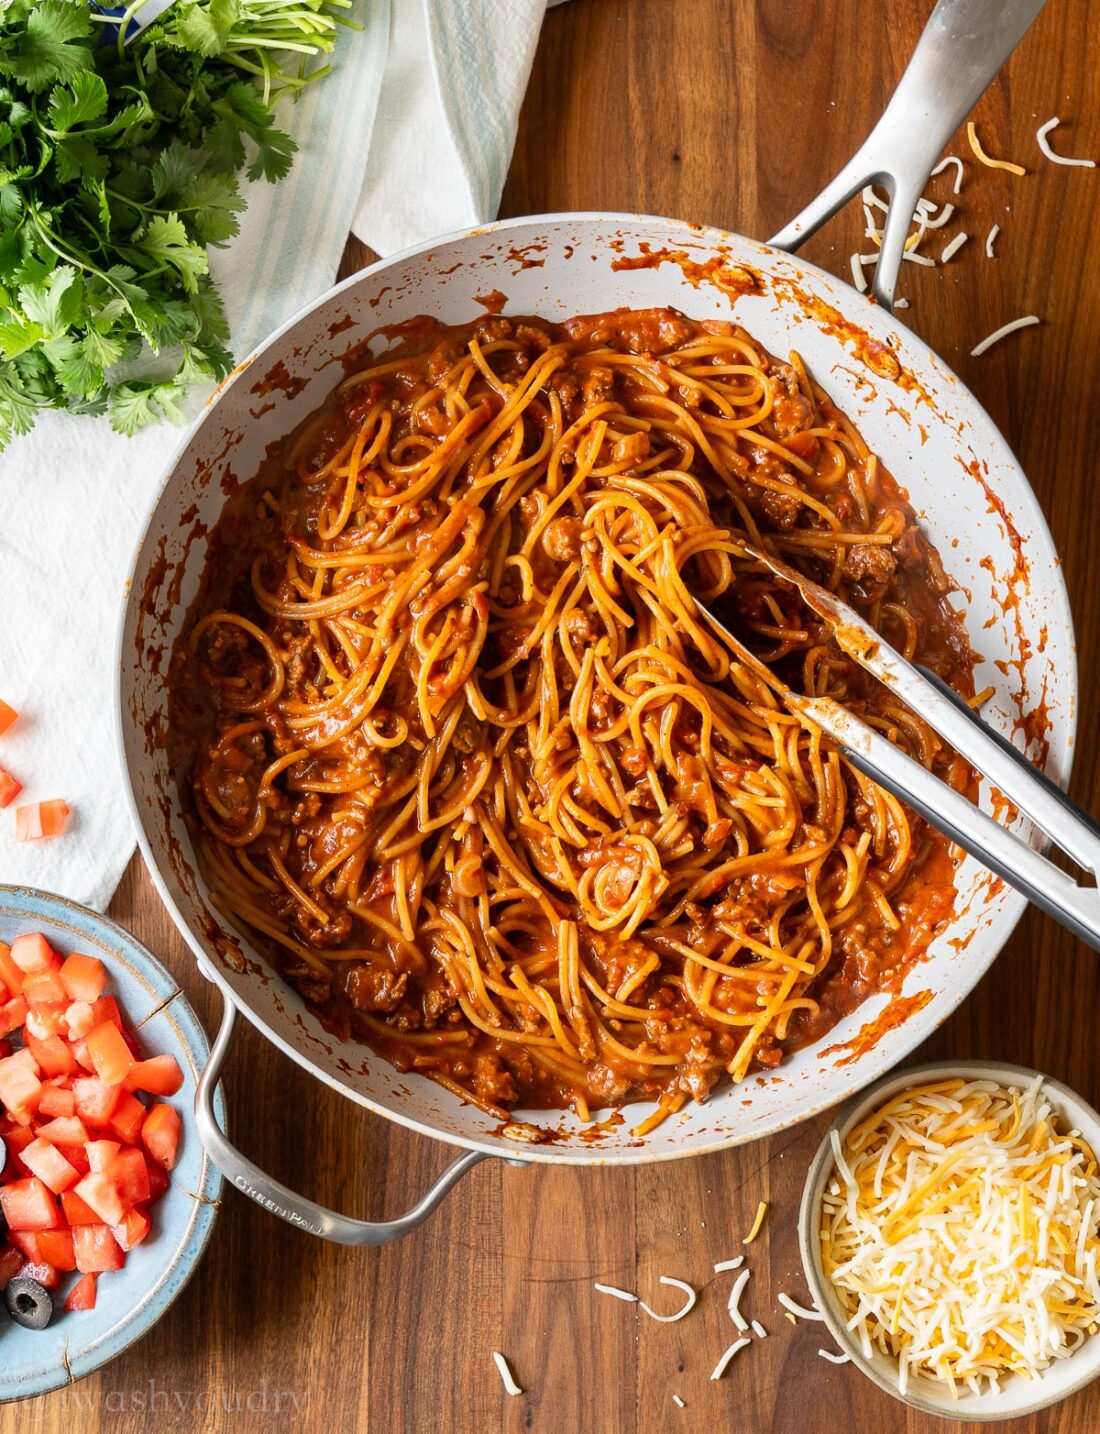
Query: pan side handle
768,0,1047,310
194,981,504,1245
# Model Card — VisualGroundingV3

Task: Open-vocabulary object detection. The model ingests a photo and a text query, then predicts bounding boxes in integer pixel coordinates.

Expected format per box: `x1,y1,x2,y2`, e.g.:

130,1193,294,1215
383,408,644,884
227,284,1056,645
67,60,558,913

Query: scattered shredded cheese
639,1276,697,1324
493,1352,523,1396
902,250,935,267
970,314,1040,356
594,1282,637,1303
714,1256,744,1273
918,200,956,231
985,223,1000,258
1036,117,1096,169
850,253,868,293
818,1349,851,1365
672,1394,686,1408
751,1320,768,1338
710,1337,751,1380
778,1292,825,1322
743,1201,769,1244
820,1075,1100,1395
727,1269,752,1331
967,121,1027,175
894,298,909,310
940,231,969,262
930,155,965,193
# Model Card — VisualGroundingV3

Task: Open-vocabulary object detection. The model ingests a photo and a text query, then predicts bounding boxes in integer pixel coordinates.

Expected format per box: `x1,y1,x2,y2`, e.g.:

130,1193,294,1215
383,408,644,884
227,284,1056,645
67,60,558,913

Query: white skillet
117,0,1073,1241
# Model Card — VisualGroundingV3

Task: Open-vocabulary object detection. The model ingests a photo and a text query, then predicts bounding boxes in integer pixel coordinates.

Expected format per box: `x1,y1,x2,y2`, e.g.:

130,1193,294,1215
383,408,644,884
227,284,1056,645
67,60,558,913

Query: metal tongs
697,542,1100,952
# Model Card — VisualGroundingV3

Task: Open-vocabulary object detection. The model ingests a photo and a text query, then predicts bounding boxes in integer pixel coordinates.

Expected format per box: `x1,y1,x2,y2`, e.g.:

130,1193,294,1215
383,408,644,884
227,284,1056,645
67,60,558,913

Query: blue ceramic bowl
0,885,222,1402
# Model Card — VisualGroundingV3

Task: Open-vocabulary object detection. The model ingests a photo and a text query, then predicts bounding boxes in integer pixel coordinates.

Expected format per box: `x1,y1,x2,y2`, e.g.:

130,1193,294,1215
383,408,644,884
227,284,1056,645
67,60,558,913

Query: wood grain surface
5,1,1099,1430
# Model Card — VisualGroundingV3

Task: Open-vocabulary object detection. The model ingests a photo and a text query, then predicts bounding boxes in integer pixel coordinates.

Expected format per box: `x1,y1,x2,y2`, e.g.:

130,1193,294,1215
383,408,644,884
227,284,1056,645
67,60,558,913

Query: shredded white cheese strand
727,1269,752,1331
593,1282,637,1303
672,1394,686,1408
639,1276,697,1324
714,1256,744,1274
493,1352,523,1396
818,1348,851,1365
941,232,969,262
751,1320,768,1338
930,155,965,193
970,314,1040,356
985,223,1000,258
710,1337,751,1380
778,1292,826,1322
821,1075,1100,1395
850,253,868,293
1036,117,1096,169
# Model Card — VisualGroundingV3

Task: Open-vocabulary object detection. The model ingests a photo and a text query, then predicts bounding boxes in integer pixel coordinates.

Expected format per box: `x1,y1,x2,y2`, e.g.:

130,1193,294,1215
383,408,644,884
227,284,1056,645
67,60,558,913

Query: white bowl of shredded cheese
800,1061,1100,1420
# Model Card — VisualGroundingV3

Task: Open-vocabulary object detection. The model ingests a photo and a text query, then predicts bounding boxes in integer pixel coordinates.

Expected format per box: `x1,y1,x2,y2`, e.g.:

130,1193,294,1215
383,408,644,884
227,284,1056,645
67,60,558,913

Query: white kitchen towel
0,0,554,911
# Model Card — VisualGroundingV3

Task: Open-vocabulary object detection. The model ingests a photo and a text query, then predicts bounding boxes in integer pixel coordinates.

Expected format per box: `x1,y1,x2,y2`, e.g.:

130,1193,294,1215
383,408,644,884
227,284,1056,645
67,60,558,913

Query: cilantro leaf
0,1,94,94
47,70,107,133
131,214,209,294
18,266,83,337
176,0,240,58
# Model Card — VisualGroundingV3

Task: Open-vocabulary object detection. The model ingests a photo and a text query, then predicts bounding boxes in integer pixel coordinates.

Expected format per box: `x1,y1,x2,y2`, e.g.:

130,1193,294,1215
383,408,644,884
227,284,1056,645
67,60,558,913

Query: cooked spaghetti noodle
169,308,974,1131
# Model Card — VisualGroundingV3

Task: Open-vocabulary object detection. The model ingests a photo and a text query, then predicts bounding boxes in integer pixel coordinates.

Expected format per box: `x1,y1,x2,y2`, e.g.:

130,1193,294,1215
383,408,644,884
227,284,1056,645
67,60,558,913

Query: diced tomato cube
90,996,123,1031
64,1272,97,1311
21,969,67,1006
34,1115,89,1147
145,1160,169,1202
85,1140,120,1174
85,1021,133,1087
72,1173,125,1226
109,1091,146,1145
0,1053,41,1117
0,996,27,1038
0,700,17,736
15,800,70,843
4,1125,35,1173
125,1054,184,1097
64,1002,95,1040
8,1231,42,1261
21,1137,79,1194
0,1177,60,1230
70,1039,94,1072
72,1077,120,1128
24,1032,77,1079
112,1206,150,1252
18,1259,60,1290
36,1229,75,1272
0,1245,24,1290
60,1190,100,1226
0,768,22,808
109,1147,150,1205
63,1003,94,1038
58,954,108,1004
9,933,56,975
55,1144,90,1177
141,1103,181,1172
37,1084,75,1119
72,1225,124,1274
24,1002,67,1040
0,945,23,1001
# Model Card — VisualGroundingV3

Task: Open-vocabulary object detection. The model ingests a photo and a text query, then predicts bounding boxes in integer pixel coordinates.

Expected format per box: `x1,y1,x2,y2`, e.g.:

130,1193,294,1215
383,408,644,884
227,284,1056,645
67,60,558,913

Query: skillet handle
768,0,1047,309
194,983,493,1245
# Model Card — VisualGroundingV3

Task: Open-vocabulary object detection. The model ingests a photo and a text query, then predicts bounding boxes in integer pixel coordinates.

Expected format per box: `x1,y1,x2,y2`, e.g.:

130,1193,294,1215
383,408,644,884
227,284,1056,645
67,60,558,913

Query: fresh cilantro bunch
0,0,354,446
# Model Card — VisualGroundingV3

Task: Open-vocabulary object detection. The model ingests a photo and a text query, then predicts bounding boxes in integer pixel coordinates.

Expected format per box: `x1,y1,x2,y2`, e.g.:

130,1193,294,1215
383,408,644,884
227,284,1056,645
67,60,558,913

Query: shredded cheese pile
821,1076,1100,1398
